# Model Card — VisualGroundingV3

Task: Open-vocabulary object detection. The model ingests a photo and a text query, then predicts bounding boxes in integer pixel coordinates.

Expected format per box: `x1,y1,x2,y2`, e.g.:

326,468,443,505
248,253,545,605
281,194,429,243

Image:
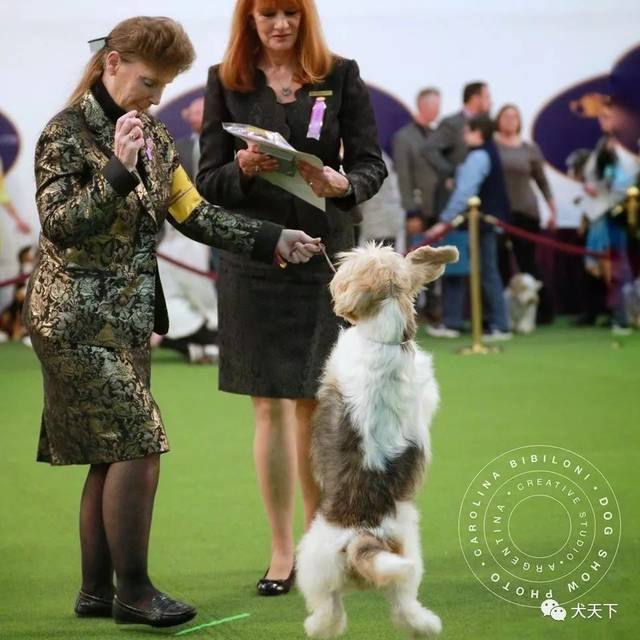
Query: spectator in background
357,150,405,252
155,226,220,363
429,115,511,341
175,96,204,180
495,103,557,323
423,81,492,214
155,95,220,363
392,87,440,225
566,150,610,326
0,157,32,342
581,99,640,333
393,88,442,323
0,244,36,344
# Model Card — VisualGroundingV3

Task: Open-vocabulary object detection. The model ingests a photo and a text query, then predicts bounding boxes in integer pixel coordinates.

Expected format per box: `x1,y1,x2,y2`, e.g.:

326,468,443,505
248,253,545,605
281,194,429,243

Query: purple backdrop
533,44,640,175
0,110,20,173
156,83,411,156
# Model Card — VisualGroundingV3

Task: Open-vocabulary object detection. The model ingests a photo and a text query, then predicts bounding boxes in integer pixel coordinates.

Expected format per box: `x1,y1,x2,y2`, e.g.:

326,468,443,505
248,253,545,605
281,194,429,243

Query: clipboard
222,122,326,211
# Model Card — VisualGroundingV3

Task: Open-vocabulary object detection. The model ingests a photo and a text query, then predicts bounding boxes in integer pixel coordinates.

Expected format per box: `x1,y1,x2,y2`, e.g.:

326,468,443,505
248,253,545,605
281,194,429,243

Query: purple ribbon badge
145,138,154,162
306,97,327,140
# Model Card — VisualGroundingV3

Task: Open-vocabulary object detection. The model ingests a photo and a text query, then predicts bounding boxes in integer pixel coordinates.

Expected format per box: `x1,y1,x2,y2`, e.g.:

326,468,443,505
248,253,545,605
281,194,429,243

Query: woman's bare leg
252,397,297,580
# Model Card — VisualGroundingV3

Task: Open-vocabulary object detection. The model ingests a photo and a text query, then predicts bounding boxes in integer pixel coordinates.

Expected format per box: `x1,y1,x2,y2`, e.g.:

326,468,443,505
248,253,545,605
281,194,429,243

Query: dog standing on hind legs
297,243,458,639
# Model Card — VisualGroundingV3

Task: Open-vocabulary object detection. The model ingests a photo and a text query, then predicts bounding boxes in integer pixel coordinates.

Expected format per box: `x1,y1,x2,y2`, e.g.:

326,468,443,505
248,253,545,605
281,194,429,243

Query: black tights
79,454,160,607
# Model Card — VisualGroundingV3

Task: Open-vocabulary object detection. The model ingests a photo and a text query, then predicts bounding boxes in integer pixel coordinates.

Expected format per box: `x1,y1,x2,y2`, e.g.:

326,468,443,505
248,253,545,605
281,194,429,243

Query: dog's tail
346,532,414,588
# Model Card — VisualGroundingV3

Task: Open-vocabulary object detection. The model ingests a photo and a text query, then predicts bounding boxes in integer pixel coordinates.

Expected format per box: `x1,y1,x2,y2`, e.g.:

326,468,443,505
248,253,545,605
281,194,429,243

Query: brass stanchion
611,186,639,230
626,185,639,230
460,196,499,355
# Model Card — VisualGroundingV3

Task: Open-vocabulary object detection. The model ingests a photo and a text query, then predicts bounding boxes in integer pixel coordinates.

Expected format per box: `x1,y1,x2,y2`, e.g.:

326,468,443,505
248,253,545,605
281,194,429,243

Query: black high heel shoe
256,565,296,596
74,590,114,618
113,593,196,627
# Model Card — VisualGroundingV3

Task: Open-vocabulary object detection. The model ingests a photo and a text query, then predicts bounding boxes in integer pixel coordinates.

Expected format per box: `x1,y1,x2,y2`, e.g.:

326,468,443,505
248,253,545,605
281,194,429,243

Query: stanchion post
460,197,498,355
468,196,484,352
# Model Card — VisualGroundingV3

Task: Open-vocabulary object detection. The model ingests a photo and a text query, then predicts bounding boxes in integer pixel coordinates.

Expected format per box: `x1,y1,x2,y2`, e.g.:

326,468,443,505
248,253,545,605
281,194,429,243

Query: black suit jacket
196,57,387,250
175,135,198,181
422,111,468,179
392,121,438,221
421,110,469,215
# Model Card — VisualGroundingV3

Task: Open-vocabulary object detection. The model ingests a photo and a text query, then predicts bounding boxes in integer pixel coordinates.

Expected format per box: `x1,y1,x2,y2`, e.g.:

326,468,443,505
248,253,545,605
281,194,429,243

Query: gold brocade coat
26,88,283,465
25,89,282,349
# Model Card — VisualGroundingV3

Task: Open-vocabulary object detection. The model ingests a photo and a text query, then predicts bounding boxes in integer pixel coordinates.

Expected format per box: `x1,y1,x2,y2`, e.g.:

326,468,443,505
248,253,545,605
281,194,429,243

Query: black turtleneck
91,79,127,124
92,79,141,196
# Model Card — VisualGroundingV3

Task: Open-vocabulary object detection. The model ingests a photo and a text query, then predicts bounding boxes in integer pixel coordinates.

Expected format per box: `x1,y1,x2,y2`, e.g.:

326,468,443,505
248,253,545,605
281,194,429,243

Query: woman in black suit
197,0,386,595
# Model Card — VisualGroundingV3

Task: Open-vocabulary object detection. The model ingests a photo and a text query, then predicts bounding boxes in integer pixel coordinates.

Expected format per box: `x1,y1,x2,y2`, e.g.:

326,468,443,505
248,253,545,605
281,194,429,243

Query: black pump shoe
113,593,196,628
256,566,296,596
74,590,114,618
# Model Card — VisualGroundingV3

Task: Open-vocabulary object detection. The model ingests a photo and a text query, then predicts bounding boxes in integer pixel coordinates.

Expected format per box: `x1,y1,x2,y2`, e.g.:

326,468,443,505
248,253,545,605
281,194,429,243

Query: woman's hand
237,143,279,177
5,202,32,234
276,230,322,264
426,222,449,242
14,216,32,234
583,182,598,198
114,111,145,172
298,161,350,198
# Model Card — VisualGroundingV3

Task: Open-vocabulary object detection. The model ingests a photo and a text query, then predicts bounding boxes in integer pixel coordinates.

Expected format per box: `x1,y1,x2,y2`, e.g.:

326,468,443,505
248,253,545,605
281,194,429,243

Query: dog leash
320,244,337,273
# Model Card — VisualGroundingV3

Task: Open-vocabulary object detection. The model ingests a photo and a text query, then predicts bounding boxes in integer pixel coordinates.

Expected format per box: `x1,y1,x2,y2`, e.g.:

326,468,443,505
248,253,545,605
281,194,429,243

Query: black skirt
217,248,346,399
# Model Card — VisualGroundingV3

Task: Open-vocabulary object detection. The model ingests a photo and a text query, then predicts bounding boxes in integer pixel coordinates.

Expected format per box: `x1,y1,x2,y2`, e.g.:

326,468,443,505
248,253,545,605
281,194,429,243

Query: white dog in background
297,243,458,639
505,273,542,334
623,278,640,329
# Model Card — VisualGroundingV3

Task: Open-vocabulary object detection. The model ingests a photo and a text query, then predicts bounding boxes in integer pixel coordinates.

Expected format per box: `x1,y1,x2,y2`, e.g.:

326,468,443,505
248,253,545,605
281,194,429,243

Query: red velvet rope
410,215,612,261
156,252,219,281
484,216,611,260
0,273,30,288
0,219,613,290
0,254,219,289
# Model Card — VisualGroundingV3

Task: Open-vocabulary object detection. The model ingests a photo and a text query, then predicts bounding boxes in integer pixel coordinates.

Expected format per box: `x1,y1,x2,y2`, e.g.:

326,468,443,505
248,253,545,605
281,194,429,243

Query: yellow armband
168,165,203,223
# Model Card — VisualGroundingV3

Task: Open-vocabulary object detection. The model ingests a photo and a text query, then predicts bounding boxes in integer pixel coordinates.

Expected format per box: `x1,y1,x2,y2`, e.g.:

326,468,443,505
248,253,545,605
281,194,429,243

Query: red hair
219,0,334,92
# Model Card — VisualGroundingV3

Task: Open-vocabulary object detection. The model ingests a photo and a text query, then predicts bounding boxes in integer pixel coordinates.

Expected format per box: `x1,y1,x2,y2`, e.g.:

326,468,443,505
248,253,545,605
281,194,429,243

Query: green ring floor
1,321,638,639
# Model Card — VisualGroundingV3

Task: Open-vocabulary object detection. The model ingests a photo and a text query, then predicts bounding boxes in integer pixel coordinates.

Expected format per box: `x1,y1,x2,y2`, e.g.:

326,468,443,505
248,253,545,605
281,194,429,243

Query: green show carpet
1,322,638,639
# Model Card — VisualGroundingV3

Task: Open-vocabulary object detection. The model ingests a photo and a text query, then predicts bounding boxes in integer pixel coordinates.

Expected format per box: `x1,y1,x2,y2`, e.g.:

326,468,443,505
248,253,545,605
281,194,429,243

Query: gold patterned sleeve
166,163,283,263
35,116,138,249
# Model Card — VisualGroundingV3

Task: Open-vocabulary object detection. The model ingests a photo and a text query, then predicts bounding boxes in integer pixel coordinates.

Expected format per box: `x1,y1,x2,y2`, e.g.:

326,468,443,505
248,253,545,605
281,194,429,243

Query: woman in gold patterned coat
24,16,320,628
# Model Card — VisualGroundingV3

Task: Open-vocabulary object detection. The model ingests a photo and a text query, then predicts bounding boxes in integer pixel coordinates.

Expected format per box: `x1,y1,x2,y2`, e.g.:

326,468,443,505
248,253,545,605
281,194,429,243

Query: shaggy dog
505,273,542,334
297,243,458,639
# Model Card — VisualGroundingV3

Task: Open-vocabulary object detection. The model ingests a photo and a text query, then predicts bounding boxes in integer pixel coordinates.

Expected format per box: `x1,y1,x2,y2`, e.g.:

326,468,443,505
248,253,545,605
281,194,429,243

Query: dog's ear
406,245,459,291
331,279,376,324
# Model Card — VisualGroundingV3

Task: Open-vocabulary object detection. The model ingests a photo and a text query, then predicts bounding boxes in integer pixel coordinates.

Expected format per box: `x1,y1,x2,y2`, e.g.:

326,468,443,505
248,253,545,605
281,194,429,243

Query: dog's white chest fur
324,299,439,471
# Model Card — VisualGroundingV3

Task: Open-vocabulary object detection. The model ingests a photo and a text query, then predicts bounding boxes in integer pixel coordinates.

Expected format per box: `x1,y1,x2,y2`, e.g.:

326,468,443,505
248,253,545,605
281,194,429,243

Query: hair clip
88,37,107,54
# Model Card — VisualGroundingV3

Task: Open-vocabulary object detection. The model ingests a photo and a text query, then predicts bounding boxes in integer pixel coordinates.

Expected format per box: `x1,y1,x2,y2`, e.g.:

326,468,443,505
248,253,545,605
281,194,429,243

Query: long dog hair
297,243,458,638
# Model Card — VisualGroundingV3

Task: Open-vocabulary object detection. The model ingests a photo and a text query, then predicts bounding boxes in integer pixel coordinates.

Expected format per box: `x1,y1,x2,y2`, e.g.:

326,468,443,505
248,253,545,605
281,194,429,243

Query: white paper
222,122,326,211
